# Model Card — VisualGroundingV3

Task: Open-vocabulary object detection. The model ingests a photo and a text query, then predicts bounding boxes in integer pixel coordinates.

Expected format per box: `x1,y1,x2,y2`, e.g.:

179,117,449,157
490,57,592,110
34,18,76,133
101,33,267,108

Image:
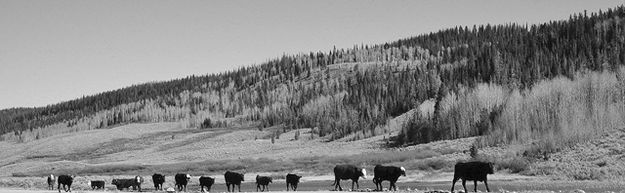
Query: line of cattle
45,161,494,193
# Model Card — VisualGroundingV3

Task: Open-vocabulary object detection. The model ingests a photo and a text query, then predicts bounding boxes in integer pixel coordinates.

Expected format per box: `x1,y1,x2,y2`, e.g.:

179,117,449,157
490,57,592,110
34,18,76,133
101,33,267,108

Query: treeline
3,6,625,145
1,42,434,140
399,68,625,156
392,7,625,88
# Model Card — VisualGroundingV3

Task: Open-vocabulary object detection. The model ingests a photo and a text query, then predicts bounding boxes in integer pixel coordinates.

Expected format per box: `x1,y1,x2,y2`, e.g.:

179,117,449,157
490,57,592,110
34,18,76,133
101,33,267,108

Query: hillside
0,6,625,183
0,122,379,176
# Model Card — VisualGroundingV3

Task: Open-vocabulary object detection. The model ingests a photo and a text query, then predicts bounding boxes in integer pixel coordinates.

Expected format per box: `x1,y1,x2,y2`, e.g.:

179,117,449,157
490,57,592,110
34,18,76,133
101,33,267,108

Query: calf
332,164,367,191
89,180,105,190
285,173,302,191
256,175,272,192
152,173,165,191
451,161,494,193
47,174,55,190
224,171,245,192
57,175,73,193
199,176,215,192
175,173,192,192
373,165,406,191
112,176,144,192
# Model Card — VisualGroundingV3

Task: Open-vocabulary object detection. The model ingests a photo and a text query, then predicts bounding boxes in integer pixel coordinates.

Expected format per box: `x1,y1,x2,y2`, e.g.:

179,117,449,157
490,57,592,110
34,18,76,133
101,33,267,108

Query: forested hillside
2,6,625,154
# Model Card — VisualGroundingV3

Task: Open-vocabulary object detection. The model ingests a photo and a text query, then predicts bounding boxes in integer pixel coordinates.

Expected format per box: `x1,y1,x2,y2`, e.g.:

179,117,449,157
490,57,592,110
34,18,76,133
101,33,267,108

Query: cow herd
44,161,494,192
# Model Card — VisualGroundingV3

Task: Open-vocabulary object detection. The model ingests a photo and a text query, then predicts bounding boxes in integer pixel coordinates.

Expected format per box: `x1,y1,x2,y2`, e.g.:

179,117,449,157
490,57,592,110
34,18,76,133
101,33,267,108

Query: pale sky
1,0,624,109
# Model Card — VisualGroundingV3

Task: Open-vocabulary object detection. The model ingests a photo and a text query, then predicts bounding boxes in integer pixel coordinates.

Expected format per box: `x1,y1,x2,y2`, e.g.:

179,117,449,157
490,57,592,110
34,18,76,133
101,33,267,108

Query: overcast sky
1,0,624,109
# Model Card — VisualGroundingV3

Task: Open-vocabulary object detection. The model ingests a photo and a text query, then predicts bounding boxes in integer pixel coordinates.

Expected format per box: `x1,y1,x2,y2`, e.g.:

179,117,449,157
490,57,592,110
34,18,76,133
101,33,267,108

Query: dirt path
2,179,625,193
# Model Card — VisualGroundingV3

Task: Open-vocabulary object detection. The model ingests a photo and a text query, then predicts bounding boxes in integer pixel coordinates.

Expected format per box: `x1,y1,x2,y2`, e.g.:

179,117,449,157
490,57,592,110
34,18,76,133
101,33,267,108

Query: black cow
57,175,73,192
152,173,165,191
373,165,406,191
256,175,272,192
224,171,245,192
285,173,302,191
175,173,192,192
199,176,215,192
332,164,367,191
89,180,105,190
47,174,55,190
111,176,144,192
451,161,494,193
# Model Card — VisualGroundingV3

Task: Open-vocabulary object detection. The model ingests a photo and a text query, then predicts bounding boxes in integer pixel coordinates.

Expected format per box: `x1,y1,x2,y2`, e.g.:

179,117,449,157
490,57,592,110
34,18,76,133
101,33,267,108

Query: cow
285,173,302,191
332,164,367,191
175,173,192,192
199,176,215,192
88,180,105,190
256,175,272,192
224,171,245,192
451,161,494,193
57,175,73,192
373,165,406,191
47,174,55,190
152,173,165,191
111,176,144,192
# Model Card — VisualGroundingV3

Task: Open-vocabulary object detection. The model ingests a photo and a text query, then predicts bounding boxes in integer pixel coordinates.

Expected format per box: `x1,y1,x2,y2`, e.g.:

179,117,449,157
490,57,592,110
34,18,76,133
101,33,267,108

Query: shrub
496,156,529,173
409,158,449,171
469,144,478,159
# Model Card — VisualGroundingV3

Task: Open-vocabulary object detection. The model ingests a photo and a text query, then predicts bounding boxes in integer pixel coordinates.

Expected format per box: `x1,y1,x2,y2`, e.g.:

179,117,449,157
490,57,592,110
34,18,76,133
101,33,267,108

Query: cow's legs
484,180,490,192
390,181,396,191
474,180,478,192
237,183,241,192
461,179,467,193
373,179,377,191
334,178,342,191
372,179,378,191
451,177,458,192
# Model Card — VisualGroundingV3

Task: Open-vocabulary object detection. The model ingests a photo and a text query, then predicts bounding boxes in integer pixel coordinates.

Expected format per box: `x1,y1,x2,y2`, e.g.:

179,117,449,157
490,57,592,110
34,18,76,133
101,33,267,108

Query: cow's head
487,162,495,174
360,168,367,179
135,176,143,184
112,179,118,185
400,166,406,176
186,174,191,179
49,174,55,179
239,173,245,181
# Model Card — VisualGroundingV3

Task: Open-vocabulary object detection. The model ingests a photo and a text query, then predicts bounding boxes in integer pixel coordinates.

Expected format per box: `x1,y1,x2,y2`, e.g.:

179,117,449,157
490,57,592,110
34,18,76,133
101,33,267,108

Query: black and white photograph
2,0,625,192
